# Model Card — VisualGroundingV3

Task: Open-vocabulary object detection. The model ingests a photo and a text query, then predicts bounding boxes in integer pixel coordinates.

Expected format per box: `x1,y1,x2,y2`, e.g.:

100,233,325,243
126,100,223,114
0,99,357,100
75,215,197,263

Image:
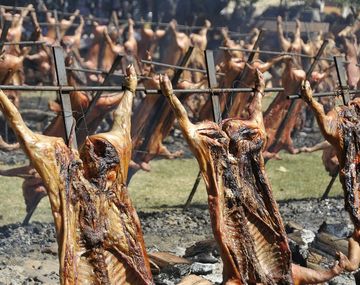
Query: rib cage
158,71,293,284
245,210,284,279
214,135,291,285
76,250,143,285
338,102,360,227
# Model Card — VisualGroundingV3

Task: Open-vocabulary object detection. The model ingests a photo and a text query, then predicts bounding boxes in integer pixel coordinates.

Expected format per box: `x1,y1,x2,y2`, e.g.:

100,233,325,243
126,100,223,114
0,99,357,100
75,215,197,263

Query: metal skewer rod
288,89,360,99
65,66,152,80
38,22,79,27
1,40,48,45
65,66,123,76
141,59,226,76
0,4,35,11
0,85,283,94
219,46,333,61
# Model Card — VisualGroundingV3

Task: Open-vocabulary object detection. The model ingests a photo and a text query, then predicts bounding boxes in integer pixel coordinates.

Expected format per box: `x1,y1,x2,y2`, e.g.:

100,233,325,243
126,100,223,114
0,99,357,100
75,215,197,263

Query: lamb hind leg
159,75,194,137
0,135,19,151
343,228,360,272
277,16,291,52
291,253,346,285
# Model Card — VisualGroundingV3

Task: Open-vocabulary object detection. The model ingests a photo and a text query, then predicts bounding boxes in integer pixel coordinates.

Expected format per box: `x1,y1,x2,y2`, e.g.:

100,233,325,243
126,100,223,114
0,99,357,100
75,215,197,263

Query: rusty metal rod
1,40,48,45
288,89,360,99
219,46,332,61
65,66,152,80
0,85,283,94
38,22,80,27
141,59,225,76
66,66,122,76
0,4,35,11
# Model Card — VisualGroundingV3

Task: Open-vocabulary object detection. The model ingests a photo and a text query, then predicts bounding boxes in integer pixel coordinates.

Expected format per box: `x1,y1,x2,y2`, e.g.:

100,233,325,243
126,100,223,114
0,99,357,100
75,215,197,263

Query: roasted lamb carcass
160,70,345,284
0,59,126,223
301,81,360,272
1,4,33,56
277,16,302,66
226,55,292,119
0,65,153,284
263,56,305,158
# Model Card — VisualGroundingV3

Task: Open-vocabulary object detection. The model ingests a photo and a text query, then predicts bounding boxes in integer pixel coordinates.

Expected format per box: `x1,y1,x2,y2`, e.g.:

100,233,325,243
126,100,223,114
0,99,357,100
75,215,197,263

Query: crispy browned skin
102,25,125,72
198,53,289,122
0,66,153,284
137,25,165,60
188,20,211,82
1,5,33,55
301,81,360,272
0,52,27,85
162,71,346,285
129,75,185,178
159,19,190,78
129,50,188,178
161,70,293,284
0,135,19,151
61,16,85,53
5,65,125,217
227,55,292,119
45,9,80,40
198,53,244,122
263,57,305,157
83,22,107,77
277,16,302,66
342,35,360,89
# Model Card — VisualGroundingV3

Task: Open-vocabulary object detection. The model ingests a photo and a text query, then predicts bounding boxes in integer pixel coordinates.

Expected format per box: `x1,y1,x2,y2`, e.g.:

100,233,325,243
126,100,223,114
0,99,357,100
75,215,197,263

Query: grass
0,150,342,226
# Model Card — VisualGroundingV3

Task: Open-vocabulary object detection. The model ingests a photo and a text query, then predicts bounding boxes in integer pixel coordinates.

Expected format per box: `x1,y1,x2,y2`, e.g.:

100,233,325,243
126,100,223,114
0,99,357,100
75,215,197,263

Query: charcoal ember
191,252,218,264
153,273,177,285
318,221,353,238
288,228,315,265
190,262,214,275
288,239,307,266
162,263,191,279
329,274,358,285
184,239,218,258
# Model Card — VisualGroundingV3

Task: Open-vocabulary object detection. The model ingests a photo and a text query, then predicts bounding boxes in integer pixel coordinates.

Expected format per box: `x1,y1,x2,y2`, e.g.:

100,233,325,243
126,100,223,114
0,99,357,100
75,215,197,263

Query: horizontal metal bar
288,89,360,99
0,4,35,11
219,46,334,61
2,40,48,46
141,59,206,74
65,66,151,80
0,85,132,92
66,67,120,76
141,59,225,76
162,87,284,94
0,85,283,94
38,22,79,27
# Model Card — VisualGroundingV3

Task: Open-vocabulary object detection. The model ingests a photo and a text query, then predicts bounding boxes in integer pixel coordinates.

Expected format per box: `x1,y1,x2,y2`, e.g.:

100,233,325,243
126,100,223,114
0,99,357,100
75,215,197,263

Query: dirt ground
0,198,356,284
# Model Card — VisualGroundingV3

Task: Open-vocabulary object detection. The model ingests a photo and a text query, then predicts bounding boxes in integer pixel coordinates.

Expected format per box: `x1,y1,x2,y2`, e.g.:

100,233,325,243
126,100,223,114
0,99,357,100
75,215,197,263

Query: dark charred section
89,249,111,285
203,120,293,285
338,104,360,228
80,138,120,186
51,136,153,284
